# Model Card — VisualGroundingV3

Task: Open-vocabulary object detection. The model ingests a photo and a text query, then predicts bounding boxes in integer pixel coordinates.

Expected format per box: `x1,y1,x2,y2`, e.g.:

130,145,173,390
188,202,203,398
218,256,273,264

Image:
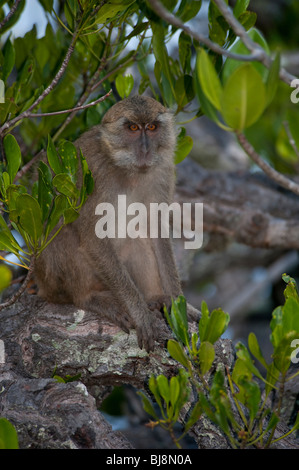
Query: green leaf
3,134,22,184
265,53,280,106
165,296,189,345
198,341,215,375
0,231,21,255
38,161,54,223
39,0,54,12
282,273,299,302
152,22,175,106
178,32,192,74
198,302,229,344
0,171,10,195
221,63,266,131
265,412,279,433
0,265,12,292
232,358,252,386
0,418,19,449
46,194,69,236
248,332,269,370
137,391,158,420
63,207,79,224
233,0,250,18
222,28,270,82
58,140,78,182
167,339,191,370
184,401,202,432
174,128,193,164
235,342,264,380
15,194,43,245
238,376,261,421
53,174,79,200
265,362,280,396
196,49,223,110
175,75,195,112
169,376,180,409
270,297,299,350
115,74,134,99
177,0,202,22
238,11,257,31
18,57,35,85
272,332,299,373
157,375,170,405
0,214,22,254
47,135,63,175
148,375,163,411
95,0,135,24
2,37,15,82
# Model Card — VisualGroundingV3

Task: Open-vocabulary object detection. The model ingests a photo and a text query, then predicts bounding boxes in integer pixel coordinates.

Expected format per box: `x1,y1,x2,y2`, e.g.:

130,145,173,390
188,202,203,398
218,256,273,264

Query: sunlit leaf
196,49,222,110
221,63,266,131
15,194,43,245
3,134,21,184
0,418,19,449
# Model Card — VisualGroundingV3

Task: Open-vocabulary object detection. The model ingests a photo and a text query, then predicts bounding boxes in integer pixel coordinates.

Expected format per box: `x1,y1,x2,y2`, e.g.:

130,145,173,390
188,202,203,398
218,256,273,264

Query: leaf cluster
140,276,299,449
0,134,93,269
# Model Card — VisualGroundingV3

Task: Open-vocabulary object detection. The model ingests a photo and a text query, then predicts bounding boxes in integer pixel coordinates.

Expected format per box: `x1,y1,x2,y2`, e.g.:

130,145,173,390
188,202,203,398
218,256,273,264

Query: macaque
35,95,189,352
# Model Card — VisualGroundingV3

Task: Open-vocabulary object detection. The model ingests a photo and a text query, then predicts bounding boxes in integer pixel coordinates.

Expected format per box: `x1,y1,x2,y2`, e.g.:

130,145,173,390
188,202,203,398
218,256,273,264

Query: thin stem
0,0,22,32
26,90,112,118
0,29,78,135
147,0,270,62
53,24,115,141
236,132,299,197
264,373,286,448
212,0,296,86
284,121,299,159
0,255,35,311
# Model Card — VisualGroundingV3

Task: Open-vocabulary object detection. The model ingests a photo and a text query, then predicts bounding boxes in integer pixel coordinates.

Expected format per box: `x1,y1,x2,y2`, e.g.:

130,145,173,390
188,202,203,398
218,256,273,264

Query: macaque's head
101,95,176,171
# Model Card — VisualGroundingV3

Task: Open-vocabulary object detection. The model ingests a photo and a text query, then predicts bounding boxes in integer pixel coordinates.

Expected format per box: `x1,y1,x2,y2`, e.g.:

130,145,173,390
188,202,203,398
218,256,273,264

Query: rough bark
0,293,298,449
176,159,299,250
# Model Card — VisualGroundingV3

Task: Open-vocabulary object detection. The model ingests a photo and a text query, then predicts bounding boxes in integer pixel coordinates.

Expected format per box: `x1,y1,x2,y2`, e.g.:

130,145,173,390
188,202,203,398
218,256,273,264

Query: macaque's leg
74,290,134,333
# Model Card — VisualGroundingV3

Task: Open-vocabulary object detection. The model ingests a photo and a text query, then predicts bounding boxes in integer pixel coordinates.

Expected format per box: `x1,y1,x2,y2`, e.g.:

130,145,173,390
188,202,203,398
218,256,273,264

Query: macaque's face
101,96,176,171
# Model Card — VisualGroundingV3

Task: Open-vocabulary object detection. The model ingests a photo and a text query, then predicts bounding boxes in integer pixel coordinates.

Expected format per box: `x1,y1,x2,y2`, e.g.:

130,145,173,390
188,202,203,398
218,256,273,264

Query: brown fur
35,96,182,352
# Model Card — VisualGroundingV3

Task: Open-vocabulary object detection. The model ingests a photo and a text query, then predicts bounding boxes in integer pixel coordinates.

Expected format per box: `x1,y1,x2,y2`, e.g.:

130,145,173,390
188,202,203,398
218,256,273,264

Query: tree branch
0,0,22,32
0,255,35,311
0,32,78,135
25,90,112,119
148,0,297,86
211,0,296,86
236,132,299,197
147,0,263,62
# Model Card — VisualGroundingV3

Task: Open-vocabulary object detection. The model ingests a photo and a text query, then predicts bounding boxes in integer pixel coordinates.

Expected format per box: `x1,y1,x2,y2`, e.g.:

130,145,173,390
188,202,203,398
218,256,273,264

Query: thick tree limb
176,159,299,250
0,293,297,449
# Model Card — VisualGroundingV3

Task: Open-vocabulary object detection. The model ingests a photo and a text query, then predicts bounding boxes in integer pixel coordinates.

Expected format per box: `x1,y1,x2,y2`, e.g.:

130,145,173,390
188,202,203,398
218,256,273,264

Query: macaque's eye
146,123,157,131
129,124,139,131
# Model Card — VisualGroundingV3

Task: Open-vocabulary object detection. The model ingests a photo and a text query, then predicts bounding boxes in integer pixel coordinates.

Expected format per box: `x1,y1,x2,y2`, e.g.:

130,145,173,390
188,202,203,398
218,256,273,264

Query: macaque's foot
147,295,172,313
134,316,156,352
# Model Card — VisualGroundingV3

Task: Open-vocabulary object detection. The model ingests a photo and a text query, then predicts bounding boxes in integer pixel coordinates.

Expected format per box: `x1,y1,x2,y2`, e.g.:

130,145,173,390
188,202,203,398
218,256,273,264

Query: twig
26,90,112,118
0,31,78,135
236,131,299,197
147,0,269,62
14,91,112,180
147,0,297,87
0,0,22,32
212,0,296,86
0,255,35,311
283,121,299,159
52,22,115,141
